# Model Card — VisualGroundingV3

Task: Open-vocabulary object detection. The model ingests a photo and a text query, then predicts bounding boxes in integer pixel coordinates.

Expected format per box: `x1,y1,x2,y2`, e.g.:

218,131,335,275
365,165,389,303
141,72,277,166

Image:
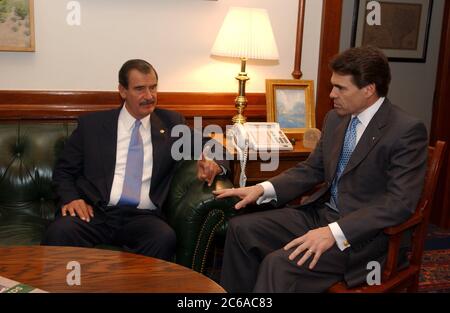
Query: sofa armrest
165,160,238,273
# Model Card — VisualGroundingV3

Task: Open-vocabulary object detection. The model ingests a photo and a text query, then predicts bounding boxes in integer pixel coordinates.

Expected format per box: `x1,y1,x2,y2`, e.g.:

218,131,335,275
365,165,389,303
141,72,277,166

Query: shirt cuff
202,146,227,176
328,222,351,251
219,165,227,176
256,181,277,205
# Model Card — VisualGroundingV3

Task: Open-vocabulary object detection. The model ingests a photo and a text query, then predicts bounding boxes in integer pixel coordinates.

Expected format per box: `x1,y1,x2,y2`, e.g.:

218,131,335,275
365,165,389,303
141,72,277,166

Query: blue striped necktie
330,116,360,209
118,119,144,207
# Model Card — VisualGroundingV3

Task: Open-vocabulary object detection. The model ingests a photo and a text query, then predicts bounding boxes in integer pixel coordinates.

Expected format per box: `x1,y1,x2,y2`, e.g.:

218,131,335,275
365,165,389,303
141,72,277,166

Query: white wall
0,0,323,93
339,0,445,131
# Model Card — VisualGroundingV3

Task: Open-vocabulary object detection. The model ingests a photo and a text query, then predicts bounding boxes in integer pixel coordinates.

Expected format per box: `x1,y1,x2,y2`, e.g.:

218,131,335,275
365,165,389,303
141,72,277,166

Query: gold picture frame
0,0,35,52
266,79,315,140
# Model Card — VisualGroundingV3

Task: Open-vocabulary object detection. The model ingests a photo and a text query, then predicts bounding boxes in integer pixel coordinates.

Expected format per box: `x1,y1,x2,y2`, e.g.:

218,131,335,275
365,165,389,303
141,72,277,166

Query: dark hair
329,46,391,97
118,59,158,89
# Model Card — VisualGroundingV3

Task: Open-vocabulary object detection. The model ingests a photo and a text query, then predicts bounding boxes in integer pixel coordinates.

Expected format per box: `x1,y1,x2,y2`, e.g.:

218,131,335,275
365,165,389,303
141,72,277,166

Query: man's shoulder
387,101,425,129
154,108,184,119
324,99,425,127
77,108,120,126
373,99,427,144
153,108,185,123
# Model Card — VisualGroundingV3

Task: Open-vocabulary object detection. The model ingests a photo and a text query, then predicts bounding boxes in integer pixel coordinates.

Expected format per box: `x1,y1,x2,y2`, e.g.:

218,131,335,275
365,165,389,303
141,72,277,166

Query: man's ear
364,83,376,98
118,84,127,99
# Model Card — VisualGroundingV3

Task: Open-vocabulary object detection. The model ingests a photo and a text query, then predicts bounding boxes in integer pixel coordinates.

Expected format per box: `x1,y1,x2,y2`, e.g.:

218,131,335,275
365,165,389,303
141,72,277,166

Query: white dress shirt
257,97,385,251
108,105,157,210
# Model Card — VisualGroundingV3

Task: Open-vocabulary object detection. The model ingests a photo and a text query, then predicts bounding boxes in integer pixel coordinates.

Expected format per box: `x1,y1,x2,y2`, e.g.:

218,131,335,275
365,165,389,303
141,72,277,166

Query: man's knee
158,226,176,251
254,249,307,292
140,225,176,261
228,214,258,237
261,249,292,270
41,216,84,245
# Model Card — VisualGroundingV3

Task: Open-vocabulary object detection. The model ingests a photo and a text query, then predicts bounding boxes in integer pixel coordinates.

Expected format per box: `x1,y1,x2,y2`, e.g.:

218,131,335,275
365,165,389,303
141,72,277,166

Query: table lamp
211,7,279,124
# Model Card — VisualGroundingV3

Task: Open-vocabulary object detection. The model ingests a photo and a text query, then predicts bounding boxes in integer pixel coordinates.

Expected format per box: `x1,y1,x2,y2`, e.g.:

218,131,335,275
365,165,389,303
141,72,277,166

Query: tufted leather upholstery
0,121,238,272
0,123,75,245
165,160,237,272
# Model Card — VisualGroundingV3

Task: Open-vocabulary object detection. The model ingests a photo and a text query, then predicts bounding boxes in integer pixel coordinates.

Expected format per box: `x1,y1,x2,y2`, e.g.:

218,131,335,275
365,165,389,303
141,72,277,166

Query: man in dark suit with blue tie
214,46,428,292
42,59,226,261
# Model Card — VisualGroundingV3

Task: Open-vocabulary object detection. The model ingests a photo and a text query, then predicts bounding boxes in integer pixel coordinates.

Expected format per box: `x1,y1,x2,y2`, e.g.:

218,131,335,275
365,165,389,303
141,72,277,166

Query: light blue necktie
118,120,144,207
330,116,360,209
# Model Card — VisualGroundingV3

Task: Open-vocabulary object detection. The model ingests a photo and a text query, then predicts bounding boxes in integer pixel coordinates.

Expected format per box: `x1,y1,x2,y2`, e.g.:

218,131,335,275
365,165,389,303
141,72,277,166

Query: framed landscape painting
266,79,315,140
0,0,35,51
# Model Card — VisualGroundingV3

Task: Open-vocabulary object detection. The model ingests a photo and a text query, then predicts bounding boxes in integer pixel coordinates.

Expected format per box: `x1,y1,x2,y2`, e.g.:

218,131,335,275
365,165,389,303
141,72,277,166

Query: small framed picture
0,0,35,52
352,0,433,62
265,79,315,140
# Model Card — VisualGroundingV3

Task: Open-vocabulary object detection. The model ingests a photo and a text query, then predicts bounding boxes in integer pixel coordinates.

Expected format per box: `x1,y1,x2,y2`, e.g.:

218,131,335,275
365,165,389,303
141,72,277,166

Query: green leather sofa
0,121,238,273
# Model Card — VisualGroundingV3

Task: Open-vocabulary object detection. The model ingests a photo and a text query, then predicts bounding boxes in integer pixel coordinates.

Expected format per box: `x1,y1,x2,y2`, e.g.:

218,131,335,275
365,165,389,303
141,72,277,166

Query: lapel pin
372,137,376,141
160,129,165,134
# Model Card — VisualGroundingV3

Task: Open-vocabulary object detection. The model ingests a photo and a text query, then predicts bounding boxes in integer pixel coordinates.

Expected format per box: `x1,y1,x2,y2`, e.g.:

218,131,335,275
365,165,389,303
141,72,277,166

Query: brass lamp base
232,114,247,124
232,95,248,124
232,58,250,124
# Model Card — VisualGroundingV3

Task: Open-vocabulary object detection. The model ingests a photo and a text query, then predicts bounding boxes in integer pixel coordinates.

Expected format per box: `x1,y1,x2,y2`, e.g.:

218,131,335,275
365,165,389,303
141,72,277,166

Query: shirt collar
119,104,151,131
354,97,385,128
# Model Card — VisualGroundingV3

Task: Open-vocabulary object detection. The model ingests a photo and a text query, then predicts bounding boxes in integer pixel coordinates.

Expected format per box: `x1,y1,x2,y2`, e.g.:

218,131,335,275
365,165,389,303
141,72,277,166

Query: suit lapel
328,115,351,180
341,99,391,177
100,108,121,196
150,112,169,190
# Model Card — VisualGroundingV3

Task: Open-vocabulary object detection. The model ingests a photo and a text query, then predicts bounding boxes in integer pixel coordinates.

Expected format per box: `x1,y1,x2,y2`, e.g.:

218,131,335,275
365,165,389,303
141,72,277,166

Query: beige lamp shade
211,7,279,60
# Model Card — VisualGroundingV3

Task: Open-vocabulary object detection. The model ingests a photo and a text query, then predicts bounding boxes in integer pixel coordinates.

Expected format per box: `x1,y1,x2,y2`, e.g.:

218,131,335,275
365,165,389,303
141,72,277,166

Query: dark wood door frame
316,0,343,130
430,0,450,229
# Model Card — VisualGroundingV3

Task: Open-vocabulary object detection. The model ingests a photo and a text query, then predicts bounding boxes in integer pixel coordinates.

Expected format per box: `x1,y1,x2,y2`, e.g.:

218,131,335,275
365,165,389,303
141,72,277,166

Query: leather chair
0,121,238,273
328,140,446,293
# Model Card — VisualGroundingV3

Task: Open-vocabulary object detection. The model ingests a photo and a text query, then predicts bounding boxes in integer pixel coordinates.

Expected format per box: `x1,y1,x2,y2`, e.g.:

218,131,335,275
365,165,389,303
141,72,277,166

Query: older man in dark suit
214,46,428,292
42,59,227,261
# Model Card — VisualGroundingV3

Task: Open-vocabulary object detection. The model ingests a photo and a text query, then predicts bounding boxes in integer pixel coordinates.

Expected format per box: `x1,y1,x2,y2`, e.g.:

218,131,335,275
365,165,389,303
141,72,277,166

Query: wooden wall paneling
430,0,450,229
0,91,266,130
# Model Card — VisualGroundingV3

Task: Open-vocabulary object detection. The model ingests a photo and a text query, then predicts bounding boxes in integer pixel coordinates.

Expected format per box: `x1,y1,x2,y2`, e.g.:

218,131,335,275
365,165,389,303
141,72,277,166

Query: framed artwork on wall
0,0,35,52
265,79,315,140
352,0,433,62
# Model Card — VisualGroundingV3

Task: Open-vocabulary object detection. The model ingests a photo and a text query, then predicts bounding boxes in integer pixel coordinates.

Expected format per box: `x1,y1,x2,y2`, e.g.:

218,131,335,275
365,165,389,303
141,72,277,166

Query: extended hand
197,153,223,186
213,185,264,210
61,199,94,222
283,226,335,269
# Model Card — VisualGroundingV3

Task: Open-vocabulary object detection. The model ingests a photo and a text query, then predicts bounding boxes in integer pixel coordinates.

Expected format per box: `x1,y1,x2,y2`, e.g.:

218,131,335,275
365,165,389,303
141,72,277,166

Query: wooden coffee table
0,246,225,293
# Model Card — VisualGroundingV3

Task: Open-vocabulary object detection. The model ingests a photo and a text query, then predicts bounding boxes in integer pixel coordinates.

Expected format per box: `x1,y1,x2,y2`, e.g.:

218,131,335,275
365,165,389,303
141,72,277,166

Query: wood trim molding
0,90,266,128
430,0,450,229
292,0,306,79
316,0,343,130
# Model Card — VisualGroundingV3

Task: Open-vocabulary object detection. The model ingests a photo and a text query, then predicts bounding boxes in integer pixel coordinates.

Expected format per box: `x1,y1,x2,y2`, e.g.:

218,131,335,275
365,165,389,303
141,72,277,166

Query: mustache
140,99,156,106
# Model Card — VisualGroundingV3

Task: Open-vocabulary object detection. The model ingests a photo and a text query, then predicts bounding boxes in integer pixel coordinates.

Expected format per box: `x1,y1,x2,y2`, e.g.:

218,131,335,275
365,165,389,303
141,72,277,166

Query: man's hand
197,153,223,186
61,199,94,222
284,226,336,269
213,185,264,210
